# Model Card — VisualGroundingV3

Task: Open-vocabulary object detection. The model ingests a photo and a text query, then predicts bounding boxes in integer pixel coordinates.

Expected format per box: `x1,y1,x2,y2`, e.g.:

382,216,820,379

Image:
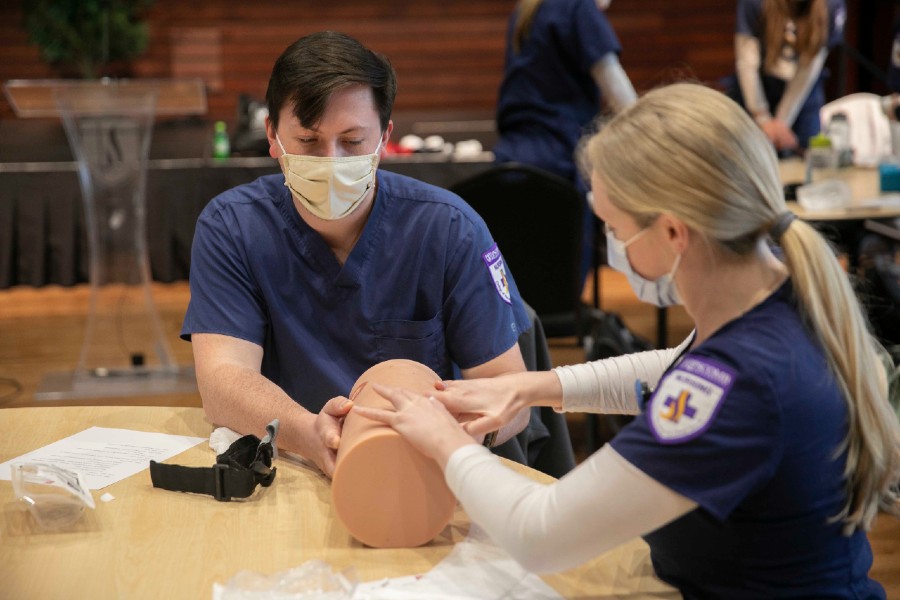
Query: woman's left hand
351,384,478,468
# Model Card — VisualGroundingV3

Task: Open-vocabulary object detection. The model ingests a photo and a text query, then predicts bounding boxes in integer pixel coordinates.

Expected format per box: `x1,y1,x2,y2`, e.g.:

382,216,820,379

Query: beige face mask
276,133,382,220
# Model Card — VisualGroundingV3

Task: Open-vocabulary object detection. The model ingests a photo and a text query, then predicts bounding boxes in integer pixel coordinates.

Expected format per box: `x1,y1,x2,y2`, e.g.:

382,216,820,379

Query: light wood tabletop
780,159,900,221
0,405,679,599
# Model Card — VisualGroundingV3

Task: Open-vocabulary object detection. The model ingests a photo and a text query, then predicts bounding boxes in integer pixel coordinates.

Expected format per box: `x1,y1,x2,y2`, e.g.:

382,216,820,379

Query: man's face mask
276,133,383,220
605,223,682,307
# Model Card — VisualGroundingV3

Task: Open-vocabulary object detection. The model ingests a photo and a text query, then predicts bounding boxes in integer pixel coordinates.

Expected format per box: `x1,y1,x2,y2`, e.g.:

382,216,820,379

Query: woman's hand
431,374,526,438
432,371,563,438
760,118,798,151
352,384,477,468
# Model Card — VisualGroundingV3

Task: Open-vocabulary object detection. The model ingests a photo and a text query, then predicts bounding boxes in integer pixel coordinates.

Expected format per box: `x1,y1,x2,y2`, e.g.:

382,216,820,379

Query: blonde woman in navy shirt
357,83,900,598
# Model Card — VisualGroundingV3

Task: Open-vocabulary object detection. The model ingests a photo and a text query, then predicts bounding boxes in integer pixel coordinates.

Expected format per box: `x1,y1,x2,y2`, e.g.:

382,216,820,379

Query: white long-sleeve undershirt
590,53,638,114
444,335,698,574
445,443,696,574
553,334,693,414
774,47,828,127
735,33,829,128
736,33,770,120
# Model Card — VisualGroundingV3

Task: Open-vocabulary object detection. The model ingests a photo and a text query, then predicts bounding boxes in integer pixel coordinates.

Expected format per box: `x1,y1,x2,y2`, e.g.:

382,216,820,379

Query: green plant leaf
23,0,154,79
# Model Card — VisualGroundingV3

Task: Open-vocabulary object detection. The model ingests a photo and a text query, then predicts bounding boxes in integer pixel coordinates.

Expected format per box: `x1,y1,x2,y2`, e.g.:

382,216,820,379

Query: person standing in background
493,0,637,284
728,0,846,152
881,16,900,120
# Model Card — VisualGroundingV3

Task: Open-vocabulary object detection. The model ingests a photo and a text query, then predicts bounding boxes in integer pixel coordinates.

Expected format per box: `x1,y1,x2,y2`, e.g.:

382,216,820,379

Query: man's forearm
197,362,315,458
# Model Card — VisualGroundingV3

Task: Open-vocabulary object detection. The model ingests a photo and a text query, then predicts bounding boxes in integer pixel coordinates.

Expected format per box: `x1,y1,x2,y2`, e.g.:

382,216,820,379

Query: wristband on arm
482,430,499,448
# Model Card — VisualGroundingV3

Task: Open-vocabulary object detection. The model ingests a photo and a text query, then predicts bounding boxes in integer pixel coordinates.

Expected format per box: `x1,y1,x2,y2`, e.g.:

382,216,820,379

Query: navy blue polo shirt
612,282,884,598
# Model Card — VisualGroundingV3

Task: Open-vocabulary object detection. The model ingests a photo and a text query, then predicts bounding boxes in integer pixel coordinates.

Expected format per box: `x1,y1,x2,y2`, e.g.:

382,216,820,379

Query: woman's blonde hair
512,0,544,54
587,82,900,534
764,0,829,69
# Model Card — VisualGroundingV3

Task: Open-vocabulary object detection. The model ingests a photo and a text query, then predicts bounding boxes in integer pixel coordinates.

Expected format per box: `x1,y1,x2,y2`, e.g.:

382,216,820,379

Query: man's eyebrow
296,125,370,135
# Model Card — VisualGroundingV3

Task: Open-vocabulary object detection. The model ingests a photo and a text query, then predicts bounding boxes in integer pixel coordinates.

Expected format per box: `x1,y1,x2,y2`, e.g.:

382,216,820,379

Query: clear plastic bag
796,179,852,212
217,560,357,600
11,462,95,529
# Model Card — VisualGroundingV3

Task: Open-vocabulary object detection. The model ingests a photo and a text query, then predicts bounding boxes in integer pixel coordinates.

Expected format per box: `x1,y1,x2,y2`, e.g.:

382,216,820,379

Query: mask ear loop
275,132,287,155
373,132,387,158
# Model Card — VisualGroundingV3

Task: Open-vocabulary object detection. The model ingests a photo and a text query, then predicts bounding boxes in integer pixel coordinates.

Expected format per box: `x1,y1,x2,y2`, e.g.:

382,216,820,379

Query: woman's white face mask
276,133,383,220
605,224,682,307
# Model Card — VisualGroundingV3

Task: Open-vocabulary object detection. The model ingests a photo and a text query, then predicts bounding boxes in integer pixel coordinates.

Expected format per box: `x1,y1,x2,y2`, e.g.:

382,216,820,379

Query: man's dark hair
266,31,397,132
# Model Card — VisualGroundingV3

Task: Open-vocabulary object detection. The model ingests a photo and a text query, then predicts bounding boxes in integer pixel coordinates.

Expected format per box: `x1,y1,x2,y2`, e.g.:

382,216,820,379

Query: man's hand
300,396,353,477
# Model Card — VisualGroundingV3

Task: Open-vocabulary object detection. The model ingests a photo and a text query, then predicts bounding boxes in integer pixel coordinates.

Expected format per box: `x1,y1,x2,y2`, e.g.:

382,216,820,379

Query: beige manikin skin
331,359,458,548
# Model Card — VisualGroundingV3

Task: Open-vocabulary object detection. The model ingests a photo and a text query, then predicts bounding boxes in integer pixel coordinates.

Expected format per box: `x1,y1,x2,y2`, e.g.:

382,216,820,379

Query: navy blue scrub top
182,171,531,413
611,282,883,598
494,0,621,182
889,18,900,93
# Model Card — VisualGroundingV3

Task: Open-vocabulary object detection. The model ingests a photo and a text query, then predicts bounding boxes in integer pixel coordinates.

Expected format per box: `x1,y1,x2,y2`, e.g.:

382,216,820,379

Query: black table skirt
0,157,491,289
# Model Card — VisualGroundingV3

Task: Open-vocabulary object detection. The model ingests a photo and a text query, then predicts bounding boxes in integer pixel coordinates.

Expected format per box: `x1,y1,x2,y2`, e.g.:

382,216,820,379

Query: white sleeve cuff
554,334,692,414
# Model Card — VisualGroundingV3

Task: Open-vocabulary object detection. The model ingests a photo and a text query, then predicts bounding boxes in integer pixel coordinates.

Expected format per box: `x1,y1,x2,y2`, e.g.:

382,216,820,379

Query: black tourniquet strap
150,420,279,502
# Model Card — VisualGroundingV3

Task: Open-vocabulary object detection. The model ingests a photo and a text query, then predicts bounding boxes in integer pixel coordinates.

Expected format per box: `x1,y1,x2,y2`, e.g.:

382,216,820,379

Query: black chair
453,163,657,455
491,301,576,478
451,162,599,339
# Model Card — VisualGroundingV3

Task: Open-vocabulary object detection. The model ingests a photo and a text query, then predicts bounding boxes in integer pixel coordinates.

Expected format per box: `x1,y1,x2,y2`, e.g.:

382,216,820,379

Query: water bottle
212,120,230,159
826,112,852,167
799,132,850,211
805,132,837,183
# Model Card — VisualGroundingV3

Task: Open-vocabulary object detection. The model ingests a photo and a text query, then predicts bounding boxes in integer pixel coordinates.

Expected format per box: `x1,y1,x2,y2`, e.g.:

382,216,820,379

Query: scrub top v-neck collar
277,177,386,290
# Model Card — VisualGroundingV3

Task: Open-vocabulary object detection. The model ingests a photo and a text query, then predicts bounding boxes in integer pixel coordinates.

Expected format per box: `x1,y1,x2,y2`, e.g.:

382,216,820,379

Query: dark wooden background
0,0,894,126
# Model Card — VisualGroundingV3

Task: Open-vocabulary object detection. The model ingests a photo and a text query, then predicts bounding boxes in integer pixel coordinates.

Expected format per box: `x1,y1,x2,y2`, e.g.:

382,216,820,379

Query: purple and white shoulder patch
481,243,511,304
648,356,736,444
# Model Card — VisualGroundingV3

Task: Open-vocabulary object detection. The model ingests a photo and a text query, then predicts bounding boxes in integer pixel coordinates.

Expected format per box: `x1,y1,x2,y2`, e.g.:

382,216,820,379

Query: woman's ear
659,214,690,254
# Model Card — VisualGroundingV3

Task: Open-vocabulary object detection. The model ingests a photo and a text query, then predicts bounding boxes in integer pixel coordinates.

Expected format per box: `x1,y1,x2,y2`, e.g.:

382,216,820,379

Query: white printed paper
0,427,205,490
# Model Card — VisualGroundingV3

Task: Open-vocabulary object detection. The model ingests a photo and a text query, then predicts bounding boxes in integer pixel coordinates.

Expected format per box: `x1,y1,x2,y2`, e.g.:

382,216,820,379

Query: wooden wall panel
0,0,880,128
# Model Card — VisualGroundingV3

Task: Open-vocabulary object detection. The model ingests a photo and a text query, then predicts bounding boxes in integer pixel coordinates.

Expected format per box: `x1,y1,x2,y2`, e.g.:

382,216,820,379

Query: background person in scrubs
493,0,637,283
181,31,532,477
357,84,899,597
882,17,900,120
727,0,846,152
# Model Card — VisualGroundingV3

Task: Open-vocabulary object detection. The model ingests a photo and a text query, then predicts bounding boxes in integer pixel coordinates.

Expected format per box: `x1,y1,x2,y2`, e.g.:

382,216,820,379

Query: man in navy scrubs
182,32,532,477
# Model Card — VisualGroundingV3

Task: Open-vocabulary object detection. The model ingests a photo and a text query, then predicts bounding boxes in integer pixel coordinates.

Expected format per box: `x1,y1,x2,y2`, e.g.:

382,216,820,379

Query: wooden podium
4,79,206,400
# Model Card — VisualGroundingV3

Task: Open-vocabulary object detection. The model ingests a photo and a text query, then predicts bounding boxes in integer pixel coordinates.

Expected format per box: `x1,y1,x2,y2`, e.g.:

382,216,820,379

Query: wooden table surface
0,405,679,599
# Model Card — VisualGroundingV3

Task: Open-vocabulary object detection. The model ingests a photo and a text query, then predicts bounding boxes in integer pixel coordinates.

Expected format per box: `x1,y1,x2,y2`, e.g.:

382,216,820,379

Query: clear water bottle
826,112,852,167
805,132,837,183
212,120,230,159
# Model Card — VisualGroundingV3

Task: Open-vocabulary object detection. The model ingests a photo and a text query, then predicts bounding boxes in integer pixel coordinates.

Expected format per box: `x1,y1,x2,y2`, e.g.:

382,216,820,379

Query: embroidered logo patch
648,356,735,444
482,243,511,304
